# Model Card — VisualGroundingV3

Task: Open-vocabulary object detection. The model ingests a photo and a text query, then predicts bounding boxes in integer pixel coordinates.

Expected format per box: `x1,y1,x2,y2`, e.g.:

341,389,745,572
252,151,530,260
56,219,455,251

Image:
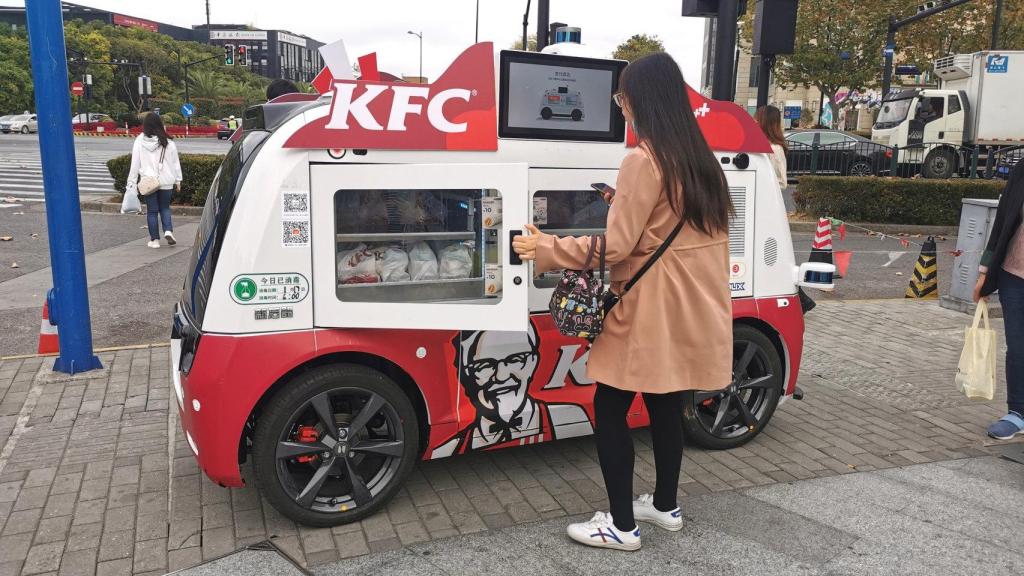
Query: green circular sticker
233,277,256,302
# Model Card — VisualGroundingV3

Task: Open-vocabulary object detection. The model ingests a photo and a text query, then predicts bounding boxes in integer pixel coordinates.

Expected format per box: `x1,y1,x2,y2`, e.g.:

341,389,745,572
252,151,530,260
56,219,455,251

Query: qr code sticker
282,220,309,247
282,192,309,214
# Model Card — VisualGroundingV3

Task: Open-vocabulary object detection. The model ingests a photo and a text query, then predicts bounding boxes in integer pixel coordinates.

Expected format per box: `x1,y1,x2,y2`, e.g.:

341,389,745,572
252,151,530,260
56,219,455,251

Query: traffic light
224,43,235,66
237,45,247,67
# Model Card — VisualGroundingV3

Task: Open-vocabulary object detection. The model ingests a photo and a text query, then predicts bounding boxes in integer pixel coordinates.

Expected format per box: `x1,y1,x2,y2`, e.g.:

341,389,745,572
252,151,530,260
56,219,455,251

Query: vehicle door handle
509,230,523,265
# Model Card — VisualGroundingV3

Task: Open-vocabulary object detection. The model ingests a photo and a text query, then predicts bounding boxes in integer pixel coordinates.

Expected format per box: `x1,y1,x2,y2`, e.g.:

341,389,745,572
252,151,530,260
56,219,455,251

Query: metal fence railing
787,140,1022,181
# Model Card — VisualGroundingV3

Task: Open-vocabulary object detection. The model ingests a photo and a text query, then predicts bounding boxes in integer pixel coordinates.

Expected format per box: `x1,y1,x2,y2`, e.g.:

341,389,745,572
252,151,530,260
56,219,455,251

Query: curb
0,341,170,362
80,200,204,217
788,220,958,236
73,132,217,138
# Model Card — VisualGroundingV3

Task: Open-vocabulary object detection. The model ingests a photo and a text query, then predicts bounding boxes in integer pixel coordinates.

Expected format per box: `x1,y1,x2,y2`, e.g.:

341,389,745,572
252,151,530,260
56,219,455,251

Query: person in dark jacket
974,160,1024,439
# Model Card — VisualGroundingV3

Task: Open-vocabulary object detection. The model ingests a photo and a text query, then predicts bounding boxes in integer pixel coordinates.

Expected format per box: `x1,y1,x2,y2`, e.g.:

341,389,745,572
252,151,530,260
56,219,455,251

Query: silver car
1,114,38,134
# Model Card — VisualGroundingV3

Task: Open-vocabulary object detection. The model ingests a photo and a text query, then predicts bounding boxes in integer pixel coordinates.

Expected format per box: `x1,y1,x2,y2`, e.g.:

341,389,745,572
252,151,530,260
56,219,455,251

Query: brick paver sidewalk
0,300,1016,575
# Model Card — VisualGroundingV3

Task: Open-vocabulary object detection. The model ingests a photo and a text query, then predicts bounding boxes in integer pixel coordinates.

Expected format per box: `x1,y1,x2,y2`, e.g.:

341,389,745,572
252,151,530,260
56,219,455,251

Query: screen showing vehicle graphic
499,51,626,142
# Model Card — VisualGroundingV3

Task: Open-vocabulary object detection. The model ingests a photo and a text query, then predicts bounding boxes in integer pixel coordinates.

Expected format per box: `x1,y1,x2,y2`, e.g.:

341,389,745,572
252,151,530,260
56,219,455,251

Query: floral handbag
549,235,606,341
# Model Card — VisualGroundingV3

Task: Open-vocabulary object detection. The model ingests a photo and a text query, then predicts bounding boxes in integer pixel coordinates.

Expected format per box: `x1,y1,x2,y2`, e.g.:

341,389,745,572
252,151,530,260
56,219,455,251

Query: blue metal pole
25,0,102,374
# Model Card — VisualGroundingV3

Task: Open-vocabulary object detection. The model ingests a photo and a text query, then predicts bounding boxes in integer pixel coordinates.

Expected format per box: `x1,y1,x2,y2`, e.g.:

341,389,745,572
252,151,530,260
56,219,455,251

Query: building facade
0,2,324,83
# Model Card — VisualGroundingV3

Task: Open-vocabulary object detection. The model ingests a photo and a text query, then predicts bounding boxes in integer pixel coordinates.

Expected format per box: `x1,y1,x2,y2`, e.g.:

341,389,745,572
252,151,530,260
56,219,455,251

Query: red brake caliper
294,425,320,464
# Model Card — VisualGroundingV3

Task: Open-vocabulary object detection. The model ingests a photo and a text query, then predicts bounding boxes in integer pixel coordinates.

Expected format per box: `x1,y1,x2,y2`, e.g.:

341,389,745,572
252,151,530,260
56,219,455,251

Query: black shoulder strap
621,219,684,294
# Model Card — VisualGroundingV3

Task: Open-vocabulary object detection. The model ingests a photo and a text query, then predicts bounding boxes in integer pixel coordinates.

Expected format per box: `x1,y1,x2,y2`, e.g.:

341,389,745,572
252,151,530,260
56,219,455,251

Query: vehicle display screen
499,51,626,142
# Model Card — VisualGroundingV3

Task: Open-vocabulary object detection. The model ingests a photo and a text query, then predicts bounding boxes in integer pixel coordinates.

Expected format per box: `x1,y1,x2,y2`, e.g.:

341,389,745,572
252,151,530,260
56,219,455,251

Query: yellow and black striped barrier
905,236,938,299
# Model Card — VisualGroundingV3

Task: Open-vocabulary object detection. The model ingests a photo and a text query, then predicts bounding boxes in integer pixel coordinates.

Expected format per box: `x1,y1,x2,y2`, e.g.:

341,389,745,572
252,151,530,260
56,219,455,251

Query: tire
570,109,582,121
541,107,553,120
922,148,956,179
681,324,784,450
846,158,873,177
20,126,29,134
253,364,419,527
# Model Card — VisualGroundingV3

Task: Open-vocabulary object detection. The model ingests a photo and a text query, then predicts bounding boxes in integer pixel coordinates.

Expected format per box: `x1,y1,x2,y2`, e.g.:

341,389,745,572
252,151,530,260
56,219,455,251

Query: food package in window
481,197,502,227
439,242,473,280
407,241,439,281
337,243,380,284
372,244,411,283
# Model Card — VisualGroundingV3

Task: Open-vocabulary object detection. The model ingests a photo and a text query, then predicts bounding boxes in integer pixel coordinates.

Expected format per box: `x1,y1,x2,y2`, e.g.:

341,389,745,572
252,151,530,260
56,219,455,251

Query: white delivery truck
872,51,1024,178
170,40,834,527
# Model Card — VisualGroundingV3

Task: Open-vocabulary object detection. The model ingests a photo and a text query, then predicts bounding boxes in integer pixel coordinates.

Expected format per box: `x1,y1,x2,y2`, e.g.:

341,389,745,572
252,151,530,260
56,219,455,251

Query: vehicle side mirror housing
795,262,835,291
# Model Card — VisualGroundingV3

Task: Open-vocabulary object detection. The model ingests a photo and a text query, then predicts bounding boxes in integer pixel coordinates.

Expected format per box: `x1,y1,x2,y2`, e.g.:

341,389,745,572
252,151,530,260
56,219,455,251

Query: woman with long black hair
127,112,182,248
513,52,733,551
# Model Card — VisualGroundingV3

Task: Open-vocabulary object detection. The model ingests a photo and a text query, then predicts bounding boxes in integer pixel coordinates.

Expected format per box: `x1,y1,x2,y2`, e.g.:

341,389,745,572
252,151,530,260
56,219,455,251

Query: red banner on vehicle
627,85,773,154
285,42,497,151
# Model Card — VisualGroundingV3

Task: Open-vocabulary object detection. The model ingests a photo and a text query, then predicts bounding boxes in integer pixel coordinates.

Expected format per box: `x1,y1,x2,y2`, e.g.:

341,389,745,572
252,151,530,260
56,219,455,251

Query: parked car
785,129,890,177
994,146,1023,180
0,114,38,134
71,113,113,124
217,118,235,140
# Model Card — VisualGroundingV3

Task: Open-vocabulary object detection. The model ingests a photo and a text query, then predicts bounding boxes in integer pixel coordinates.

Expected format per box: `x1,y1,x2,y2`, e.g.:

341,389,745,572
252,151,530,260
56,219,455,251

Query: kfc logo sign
325,85,473,133
285,43,497,151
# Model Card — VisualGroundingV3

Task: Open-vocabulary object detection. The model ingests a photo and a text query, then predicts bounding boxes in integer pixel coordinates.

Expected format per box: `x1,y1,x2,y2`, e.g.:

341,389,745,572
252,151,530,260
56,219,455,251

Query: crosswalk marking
0,157,115,201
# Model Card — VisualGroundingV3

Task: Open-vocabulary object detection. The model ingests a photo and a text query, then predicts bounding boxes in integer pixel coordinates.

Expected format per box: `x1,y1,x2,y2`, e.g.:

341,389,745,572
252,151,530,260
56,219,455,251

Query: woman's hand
973,273,988,303
175,183,181,193
512,223,548,261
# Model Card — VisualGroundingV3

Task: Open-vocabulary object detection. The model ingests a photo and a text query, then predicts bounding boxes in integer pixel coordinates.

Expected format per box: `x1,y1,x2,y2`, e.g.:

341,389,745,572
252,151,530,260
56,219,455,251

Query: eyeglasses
612,92,624,108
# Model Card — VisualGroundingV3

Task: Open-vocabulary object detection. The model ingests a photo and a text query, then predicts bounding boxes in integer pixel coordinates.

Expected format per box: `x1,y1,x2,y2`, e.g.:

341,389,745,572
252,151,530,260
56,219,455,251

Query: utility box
941,198,1000,314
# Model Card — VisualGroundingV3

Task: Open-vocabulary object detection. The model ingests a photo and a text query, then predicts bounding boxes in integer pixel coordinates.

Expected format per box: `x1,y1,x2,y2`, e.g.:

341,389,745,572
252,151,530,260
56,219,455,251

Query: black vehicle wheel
20,126,29,134
253,364,419,527
922,148,956,179
541,107,553,120
571,109,583,121
682,325,783,450
846,158,873,177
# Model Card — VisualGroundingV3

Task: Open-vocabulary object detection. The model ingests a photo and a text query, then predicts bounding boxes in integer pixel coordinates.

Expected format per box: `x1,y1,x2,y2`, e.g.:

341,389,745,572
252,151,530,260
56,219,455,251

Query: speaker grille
728,187,746,257
764,237,778,267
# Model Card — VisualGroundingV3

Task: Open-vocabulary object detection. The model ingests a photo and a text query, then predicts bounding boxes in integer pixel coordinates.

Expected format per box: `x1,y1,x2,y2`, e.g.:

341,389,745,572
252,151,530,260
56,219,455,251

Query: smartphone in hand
590,183,615,204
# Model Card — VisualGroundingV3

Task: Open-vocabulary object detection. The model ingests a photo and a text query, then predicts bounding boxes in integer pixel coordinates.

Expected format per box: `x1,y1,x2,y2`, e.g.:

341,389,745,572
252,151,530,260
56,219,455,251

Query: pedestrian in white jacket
127,112,182,248
754,105,789,191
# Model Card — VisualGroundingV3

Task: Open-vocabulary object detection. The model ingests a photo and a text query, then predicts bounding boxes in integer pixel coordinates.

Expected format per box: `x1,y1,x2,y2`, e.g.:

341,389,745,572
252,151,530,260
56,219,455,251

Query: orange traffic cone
38,301,59,354
809,217,840,278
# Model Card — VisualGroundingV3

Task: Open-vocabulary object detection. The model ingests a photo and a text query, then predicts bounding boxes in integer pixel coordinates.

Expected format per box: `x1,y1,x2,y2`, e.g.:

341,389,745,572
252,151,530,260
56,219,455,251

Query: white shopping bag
955,300,997,401
120,191,141,214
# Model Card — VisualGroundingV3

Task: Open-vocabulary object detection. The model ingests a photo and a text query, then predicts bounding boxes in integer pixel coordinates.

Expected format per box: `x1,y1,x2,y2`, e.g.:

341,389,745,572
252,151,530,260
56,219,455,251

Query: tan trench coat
535,147,733,394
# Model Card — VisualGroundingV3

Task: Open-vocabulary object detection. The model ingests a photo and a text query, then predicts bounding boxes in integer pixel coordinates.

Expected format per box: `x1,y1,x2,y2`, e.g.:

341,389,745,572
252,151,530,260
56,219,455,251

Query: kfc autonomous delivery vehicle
170,41,834,526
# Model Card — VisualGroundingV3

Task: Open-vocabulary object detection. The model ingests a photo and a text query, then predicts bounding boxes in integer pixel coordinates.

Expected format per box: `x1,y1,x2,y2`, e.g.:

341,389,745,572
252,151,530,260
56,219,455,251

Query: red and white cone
809,217,840,278
38,301,59,355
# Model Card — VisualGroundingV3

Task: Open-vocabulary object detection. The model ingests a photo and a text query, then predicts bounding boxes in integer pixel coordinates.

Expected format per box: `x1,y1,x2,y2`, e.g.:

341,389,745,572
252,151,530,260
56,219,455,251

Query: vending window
532,189,609,288
333,189,503,304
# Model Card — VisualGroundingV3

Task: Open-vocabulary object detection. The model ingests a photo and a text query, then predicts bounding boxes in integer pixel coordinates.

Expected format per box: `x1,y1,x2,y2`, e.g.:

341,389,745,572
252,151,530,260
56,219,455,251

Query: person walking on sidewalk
127,113,182,248
974,160,1024,440
755,105,788,190
512,52,733,551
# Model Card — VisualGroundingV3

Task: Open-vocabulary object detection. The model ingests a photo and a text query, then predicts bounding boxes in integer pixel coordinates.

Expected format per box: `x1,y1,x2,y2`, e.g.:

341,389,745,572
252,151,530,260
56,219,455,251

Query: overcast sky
11,0,709,83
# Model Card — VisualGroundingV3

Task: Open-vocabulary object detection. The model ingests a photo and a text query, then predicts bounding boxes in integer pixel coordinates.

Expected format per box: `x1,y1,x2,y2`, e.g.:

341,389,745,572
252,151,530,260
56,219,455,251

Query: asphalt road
0,132,229,203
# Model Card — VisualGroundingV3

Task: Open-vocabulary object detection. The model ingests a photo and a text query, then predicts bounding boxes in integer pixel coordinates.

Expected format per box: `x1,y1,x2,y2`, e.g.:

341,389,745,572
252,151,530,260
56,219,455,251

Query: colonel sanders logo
431,323,593,458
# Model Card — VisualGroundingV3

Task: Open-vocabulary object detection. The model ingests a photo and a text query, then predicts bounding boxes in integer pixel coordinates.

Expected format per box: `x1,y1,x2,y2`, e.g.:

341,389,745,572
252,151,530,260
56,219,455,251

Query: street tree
612,34,664,62
741,0,889,126
511,34,538,51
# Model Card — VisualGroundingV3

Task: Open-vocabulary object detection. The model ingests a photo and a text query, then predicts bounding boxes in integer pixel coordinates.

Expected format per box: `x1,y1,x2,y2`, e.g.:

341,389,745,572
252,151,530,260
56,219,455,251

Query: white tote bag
955,300,997,401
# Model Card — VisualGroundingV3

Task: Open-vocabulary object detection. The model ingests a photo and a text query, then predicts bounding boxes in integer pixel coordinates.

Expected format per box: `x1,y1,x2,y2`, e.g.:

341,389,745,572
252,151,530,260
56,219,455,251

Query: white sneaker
164,231,176,245
566,511,641,551
147,240,160,248
632,494,683,531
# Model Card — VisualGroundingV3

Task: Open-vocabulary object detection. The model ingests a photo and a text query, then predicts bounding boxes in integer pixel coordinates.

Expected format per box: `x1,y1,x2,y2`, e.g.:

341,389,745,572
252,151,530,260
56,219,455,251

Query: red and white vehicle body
171,42,833,525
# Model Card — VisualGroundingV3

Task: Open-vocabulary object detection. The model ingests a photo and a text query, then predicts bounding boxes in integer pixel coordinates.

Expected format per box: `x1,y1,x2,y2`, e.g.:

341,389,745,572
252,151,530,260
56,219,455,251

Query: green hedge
107,153,225,206
793,176,1006,226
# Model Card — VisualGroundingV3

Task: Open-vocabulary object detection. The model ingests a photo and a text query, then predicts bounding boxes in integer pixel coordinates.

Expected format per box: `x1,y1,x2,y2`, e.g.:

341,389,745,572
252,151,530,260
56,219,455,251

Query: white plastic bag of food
407,241,439,281
120,191,141,214
374,245,411,282
439,242,473,279
956,300,997,400
337,243,379,284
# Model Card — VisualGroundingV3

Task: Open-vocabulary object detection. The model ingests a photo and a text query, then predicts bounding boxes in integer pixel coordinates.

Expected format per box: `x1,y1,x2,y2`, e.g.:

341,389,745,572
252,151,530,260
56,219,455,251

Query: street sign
783,105,801,120
70,81,84,96
180,103,195,117
895,65,920,76
883,44,895,57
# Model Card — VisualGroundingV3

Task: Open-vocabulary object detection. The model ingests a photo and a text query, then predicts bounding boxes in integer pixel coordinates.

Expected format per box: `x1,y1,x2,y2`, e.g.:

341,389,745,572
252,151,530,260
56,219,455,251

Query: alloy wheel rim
275,388,404,513
692,340,776,439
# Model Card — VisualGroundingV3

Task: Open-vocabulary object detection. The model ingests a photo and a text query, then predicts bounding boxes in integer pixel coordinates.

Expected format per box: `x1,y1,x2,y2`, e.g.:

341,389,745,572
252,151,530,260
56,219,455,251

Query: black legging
594,382,684,532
